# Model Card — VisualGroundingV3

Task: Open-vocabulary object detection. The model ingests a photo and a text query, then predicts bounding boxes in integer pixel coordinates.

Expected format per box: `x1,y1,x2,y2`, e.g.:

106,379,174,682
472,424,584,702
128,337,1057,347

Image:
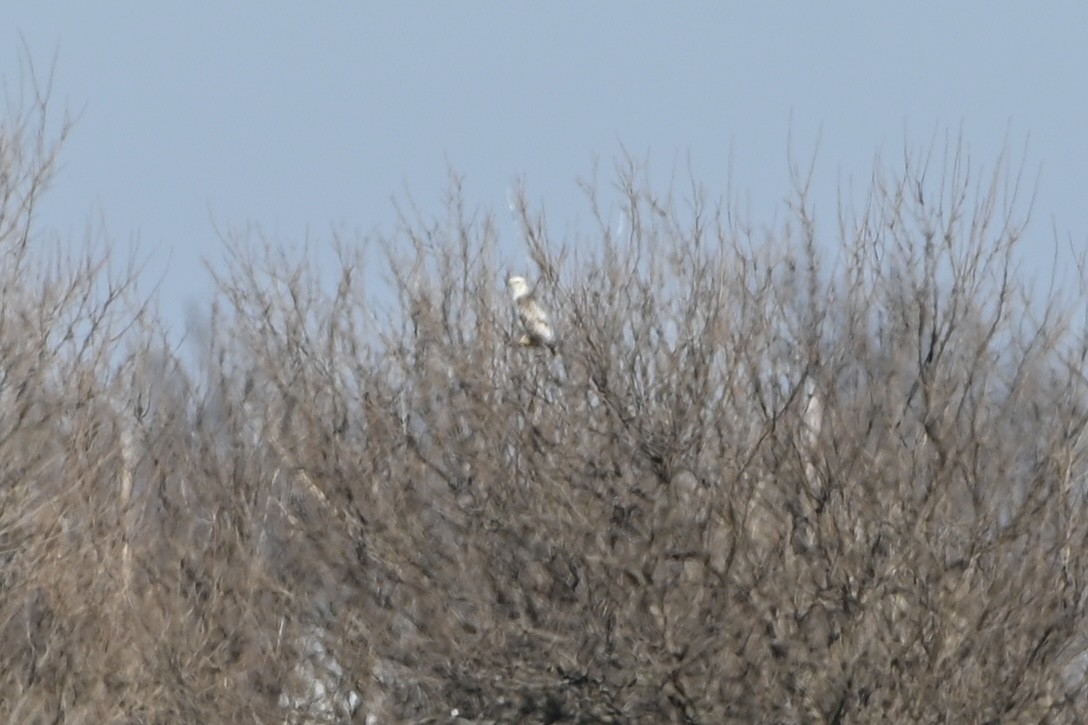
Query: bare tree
2,56,1087,723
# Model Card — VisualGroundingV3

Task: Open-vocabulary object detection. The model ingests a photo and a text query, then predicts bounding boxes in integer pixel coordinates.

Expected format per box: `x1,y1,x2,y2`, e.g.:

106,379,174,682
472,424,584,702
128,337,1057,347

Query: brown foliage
2,72,1088,724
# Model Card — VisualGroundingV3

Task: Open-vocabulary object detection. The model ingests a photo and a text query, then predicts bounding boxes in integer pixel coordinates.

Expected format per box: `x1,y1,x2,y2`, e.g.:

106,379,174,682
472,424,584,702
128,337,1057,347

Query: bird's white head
507,275,531,300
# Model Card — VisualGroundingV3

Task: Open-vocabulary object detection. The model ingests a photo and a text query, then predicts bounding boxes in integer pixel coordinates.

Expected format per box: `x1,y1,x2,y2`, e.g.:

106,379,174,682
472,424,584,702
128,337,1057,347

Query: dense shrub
2,75,1088,724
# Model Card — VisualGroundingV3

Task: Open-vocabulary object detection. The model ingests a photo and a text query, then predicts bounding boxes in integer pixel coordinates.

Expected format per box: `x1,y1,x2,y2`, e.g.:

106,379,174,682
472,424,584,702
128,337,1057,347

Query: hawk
507,275,556,351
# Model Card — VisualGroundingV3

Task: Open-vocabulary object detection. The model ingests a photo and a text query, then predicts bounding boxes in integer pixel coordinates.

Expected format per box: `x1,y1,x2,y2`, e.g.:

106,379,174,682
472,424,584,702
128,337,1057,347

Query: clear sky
7,4,1088,335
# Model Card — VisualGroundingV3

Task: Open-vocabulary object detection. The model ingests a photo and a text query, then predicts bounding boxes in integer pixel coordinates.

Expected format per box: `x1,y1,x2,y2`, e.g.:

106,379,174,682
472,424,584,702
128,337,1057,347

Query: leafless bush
2,63,1088,723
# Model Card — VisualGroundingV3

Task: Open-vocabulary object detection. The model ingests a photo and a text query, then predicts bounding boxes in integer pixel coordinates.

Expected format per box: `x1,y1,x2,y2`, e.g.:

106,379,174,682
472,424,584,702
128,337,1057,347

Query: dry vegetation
3,72,1088,725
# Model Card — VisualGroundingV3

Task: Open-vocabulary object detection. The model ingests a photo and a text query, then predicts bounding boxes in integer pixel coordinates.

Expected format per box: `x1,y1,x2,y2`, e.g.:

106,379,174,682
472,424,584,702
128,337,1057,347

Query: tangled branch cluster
2,76,1088,724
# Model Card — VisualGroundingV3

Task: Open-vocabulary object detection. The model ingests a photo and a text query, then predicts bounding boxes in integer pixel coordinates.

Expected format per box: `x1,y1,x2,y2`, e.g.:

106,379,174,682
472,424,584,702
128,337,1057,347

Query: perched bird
507,275,556,351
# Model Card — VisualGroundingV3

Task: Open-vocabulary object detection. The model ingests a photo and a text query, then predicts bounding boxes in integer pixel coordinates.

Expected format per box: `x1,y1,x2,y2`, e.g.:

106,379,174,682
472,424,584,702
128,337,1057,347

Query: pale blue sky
8,4,1088,334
